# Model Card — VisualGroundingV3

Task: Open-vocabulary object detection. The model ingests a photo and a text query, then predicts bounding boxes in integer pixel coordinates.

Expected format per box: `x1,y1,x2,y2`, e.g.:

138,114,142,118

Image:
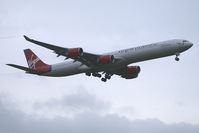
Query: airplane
7,35,193,82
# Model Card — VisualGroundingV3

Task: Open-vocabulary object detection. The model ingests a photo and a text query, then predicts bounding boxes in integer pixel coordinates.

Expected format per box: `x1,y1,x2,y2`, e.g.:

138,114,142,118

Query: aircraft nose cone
183,42,193,49
182,42,193,51
188,42,193,48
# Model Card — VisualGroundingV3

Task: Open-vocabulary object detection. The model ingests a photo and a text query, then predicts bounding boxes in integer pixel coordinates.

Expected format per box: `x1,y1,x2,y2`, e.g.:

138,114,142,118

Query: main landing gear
85,72,112,82
92,72,102,78
175,53,180,61
101,73,112,82
86,72,102,77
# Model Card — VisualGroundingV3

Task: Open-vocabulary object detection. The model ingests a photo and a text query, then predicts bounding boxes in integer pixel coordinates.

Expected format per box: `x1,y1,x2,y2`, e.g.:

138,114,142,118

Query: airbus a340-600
7,36,193,82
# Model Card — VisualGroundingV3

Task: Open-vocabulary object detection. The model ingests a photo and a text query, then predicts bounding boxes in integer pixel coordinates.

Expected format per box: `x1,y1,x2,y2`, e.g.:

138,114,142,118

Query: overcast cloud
0,92,199,133
1,0,199,132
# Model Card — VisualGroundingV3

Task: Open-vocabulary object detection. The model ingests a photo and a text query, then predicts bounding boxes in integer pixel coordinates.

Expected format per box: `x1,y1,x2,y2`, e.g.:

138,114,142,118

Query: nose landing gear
175,53,180,61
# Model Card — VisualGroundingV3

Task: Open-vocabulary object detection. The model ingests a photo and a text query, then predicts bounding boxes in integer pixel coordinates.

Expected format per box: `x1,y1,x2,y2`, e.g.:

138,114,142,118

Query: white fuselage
43,39,193,77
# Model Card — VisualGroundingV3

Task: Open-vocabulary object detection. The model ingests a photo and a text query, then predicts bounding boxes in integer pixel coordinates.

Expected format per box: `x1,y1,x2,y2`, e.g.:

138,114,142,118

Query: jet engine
122,66,141,79
67,48,83,57
98,55,115,64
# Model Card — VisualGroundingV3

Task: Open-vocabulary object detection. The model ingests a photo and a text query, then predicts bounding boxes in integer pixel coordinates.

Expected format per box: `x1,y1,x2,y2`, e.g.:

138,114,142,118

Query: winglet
24,35,31,41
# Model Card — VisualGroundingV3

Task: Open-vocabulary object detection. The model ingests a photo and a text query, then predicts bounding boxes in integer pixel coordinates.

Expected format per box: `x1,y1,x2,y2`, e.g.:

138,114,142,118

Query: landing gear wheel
175,57,179,61
97,74,102,78
85,72,91,76
92,73,98,77
101,78,107,82
105,75,111,79
105,74,111,79
92,73,102,78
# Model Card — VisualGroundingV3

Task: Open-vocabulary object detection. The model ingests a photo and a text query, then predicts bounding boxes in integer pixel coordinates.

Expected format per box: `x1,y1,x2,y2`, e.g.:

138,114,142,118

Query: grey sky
1,0,199,132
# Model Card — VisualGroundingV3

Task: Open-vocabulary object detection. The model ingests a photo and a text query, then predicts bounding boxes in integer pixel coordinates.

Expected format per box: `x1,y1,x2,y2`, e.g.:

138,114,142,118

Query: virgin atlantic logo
28,54,40,69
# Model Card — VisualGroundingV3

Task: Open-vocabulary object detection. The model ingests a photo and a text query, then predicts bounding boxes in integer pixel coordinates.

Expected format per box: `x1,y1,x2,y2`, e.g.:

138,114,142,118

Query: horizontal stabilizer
6,64,38,74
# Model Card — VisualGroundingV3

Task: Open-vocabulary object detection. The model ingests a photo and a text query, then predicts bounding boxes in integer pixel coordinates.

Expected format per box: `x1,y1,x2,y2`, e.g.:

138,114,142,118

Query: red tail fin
24,49,50,72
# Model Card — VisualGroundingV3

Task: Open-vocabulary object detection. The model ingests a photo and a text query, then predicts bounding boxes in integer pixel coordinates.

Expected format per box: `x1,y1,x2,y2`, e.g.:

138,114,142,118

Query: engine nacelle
67,48,83,57
126,66,141,74
122,73,138,79
98,55,115,64
122,66,141,79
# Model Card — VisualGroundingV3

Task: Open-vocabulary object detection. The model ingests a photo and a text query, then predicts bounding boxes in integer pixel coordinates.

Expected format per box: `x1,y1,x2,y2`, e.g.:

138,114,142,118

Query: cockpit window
183,40,188,42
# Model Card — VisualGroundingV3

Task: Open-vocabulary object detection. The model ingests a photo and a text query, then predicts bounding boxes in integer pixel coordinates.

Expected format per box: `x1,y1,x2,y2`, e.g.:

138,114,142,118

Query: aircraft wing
24,35,100,66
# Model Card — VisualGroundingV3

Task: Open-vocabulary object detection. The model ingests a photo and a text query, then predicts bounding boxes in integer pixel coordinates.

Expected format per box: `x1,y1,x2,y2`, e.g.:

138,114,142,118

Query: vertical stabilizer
24,49,50,72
